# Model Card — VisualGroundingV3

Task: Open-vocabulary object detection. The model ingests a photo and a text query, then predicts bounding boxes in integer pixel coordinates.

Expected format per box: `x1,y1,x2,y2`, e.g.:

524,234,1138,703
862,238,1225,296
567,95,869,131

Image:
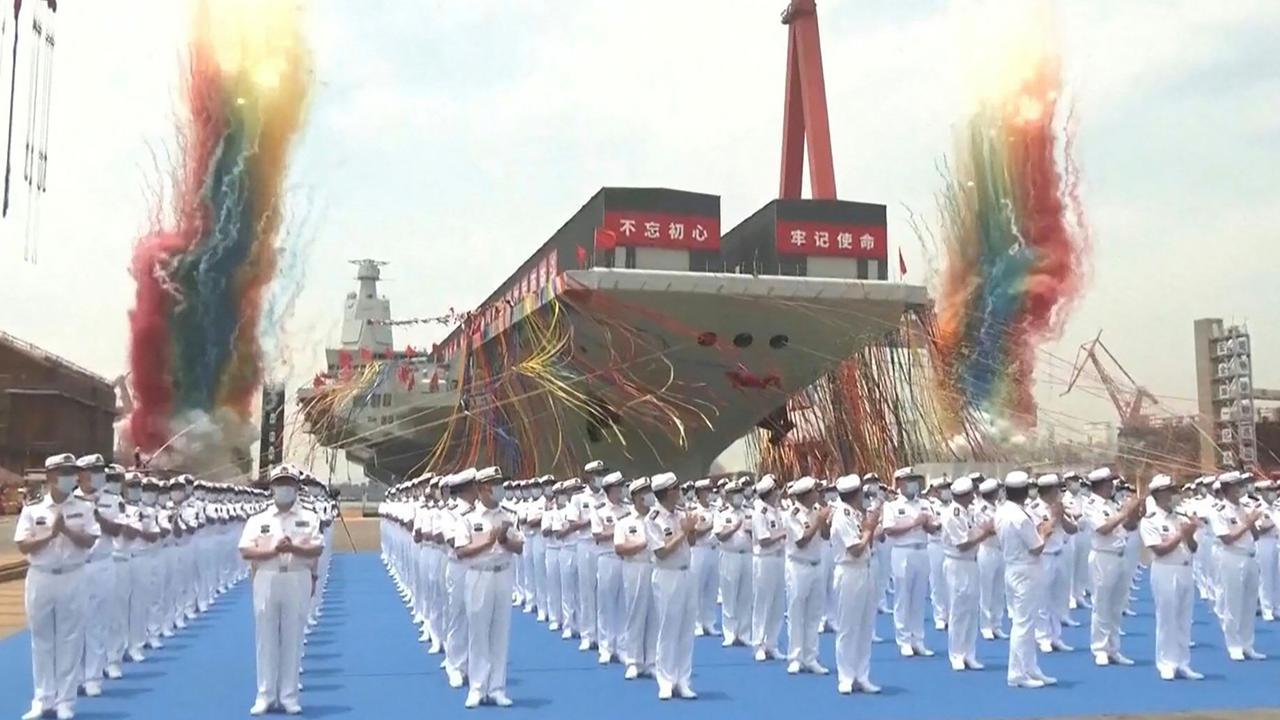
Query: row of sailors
13,453,337,720
379,462,1276,704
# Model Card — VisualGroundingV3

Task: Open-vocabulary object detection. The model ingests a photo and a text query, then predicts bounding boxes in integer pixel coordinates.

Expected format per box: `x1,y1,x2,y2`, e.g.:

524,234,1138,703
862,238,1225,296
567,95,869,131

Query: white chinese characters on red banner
602,211,721,251
774,220,886,260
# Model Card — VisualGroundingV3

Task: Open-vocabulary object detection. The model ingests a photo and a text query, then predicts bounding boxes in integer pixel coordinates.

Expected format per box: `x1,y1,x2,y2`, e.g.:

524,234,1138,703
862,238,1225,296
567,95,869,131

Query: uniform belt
721,549,750,555
1092,548,1123,556
1154,560,1191,567
113,556,131,562
261,565,309,573
1222,548,1256,558
894,543,926,551
472,563,511,573
86,555,112,564
943,555,977,562
1042,550,1062,556
754,551,784,559
788,557,820,567
657,564,689,571
30,564,84,576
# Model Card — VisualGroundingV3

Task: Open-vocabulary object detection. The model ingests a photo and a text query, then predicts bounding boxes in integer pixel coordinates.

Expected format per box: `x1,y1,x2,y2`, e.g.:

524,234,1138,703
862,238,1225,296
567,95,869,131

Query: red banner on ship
774,220,886,260
601,211,721,251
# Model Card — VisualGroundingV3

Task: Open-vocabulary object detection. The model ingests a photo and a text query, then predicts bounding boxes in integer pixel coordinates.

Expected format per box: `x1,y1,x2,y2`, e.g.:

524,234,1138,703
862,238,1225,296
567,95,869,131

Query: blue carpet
2,553,1276,719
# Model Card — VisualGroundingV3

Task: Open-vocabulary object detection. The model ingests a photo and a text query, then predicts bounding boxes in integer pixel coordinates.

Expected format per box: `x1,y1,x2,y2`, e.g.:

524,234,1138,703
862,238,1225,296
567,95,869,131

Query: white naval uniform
1028,499,1070,648
570,489,602,645
1254,502,1277,619
79,490,121,688
542,503,565,631
239,504,322,709
784,503,825,667
458,503,522,699
1209,500,1260,656
614,508,658,673
941,501,980,667
1139,506,1195,676
973,497,1005,636
751,500,786,654
1191,496,1217,602
16,495,99,714
1064,492,1089,606
593,499,625,659
1085,494,1129,657
995,499,1046,685
690,501,719,634
927,497,950,627
443,499,473,678
646,504,696,694
121,500,152,657
715,503,753,644
524,497,548,620
830,500,875,689
882,496,933,650
102,491,132,669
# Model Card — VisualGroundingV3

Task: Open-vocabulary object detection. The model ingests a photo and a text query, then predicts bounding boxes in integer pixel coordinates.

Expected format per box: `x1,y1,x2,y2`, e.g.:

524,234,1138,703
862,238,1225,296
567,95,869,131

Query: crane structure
1062,331,1200,478
1062,331,1158,428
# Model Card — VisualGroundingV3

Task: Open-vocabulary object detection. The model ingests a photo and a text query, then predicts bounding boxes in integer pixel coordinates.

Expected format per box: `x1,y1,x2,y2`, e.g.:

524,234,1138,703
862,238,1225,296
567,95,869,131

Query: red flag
405,345,416,358
337,350,352,369
429,370,440,392
359,347,373,363
312,373,324,388
594,228,617,251
576,245,588,268
898,248,908,278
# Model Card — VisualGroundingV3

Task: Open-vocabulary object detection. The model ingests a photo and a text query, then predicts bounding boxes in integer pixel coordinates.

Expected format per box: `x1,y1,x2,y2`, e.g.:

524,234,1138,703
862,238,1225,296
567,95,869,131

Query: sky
0,0,1277,479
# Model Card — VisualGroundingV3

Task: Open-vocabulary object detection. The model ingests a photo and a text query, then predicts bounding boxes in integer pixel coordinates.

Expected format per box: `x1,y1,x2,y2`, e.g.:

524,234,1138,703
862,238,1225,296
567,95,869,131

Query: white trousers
1218,551,1260,654
466,566,514,696
928,542,948,625
109,559,130,664
977,544,1005,633
251,568,310,707
834,562,875,687
424,548,443,644
596,554,623,655
785,559,823,665
820,543,836,628
81,561,114,684
576,544,598,643
129,553,155,652
1150,563,1193,674
528,536,546,615
1256,537,1277,617
558,546,578,633
891,546,929,647
1005,562,1044,683
1089,550,1126,654
26,566,86,710
1071,523,1091,602
652,566,695,692
544,547,562,626
875,545,892,608
944,557,979,665
718,551,752,643
1036,552,1069,644
691,546,719,632
444,559,469,676
618,561,657,669
751,554,785,652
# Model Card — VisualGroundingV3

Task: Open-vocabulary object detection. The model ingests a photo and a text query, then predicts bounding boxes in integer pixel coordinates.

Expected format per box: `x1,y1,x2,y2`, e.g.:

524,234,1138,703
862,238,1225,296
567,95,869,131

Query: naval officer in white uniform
995,471,1056,689
647,472,699,700
16,453,100,720
1139,474,1204,680
239,465,324,716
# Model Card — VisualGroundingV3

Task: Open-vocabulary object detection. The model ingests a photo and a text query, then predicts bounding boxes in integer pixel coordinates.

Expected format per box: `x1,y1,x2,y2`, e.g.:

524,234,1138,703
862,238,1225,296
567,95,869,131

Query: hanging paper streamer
122,0,311,474
931,4,1088,432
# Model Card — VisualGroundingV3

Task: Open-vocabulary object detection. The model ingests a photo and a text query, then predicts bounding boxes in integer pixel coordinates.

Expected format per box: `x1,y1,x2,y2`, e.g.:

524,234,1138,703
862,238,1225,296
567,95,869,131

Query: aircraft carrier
298,190,926,483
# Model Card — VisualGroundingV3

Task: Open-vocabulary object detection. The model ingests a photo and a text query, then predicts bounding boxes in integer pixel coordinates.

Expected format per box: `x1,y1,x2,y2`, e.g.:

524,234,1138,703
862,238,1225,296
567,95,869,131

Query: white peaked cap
651,472,679,492
1148,474,1175,493
788,476,817,497
1004,471,1030,489
835,474,862,493
951,476,974,495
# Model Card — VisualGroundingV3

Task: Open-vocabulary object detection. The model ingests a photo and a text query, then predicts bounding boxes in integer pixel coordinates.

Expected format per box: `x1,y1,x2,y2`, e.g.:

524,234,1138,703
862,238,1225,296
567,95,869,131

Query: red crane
1061,331,1158,428
778,0,836,200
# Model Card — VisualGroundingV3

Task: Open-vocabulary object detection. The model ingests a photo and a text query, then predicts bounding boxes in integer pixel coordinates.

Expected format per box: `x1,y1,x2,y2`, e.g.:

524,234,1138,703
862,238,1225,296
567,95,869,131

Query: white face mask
490,485,505,504
940,489,953,503
89,471,107,491
729,494,744,508
274,486,297,505
172,490,186,503
642,492,657,507
141,491,157,505
902,481,920,499
126,487,141,501
105,481,122,495
195,490,207,500
55,474,77,497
